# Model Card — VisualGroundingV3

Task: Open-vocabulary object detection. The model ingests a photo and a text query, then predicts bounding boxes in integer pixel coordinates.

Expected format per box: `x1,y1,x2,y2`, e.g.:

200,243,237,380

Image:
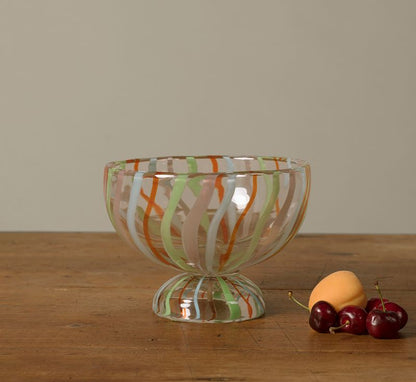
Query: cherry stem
374,281,386,312
329,321,350,334
288,291,310,312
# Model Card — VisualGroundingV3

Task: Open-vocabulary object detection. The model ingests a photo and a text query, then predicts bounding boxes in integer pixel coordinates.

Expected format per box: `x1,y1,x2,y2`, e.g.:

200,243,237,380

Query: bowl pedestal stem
152,273,265,323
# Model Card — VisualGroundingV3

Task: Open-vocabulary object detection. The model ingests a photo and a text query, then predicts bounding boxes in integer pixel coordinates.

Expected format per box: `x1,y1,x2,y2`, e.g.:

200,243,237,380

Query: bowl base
152,273,265,323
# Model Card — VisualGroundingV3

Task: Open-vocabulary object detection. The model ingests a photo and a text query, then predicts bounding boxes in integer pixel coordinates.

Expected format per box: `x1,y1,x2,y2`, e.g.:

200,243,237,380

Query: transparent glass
104,155,311,323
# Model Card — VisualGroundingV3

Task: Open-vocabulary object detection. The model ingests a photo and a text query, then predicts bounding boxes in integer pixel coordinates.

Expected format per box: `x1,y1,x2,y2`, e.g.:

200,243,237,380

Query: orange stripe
273,157,281,214
219,174,258,270
132,159,165,221
215,176,225,200
143,177,171,265
209,156,219,172
133,159,162,217
229,279,253,319
140,189,165,218
207,278,217,321
216,175,229,244
139,172,180,237
178,277,194,302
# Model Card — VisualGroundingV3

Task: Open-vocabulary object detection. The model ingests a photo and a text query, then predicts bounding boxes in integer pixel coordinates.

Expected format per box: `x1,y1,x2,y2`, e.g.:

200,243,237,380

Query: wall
1,0,415,233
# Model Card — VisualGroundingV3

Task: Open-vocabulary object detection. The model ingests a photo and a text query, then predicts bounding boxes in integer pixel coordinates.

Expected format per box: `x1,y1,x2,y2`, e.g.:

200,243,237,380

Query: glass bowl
104,155,310,323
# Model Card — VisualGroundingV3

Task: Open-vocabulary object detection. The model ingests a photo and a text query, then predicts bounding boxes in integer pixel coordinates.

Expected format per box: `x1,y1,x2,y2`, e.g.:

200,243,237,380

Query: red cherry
366,309,400,339
288,292,338,333
376,301,408,329
366,297,388,312
329,305,367,335
309,301,338,333
366,281,405,339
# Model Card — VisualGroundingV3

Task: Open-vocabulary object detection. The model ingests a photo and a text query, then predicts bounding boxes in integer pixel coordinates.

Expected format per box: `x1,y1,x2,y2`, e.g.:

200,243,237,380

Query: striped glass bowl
104,155,310,323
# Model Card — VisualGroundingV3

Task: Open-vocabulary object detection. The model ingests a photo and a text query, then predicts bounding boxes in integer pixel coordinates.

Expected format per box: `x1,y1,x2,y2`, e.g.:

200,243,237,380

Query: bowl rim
104,155,310,177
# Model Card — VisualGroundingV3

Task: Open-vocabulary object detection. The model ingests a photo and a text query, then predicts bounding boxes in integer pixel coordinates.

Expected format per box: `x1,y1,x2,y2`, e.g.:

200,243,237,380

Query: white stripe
148,158,157,172
224,157,237,234
205,173,236,273
284,158,292,187
193,276,205,319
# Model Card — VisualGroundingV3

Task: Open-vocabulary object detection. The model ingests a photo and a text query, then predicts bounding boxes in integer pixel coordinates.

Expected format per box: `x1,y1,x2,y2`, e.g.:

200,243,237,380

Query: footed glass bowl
104,155,310,323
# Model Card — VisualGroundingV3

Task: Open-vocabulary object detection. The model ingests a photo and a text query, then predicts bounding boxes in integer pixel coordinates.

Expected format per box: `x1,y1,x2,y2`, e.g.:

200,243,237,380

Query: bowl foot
152,273,265,323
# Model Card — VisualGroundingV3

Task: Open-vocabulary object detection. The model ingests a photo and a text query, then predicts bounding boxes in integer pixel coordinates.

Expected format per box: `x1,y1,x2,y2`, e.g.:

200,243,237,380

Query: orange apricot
308,270,367,312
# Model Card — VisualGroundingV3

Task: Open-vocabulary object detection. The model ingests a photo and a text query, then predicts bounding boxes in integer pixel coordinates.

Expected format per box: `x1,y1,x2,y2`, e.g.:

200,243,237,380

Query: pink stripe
103,167,109,200
242,160,254,236
250,172,296,264
181,176,216,270
114,172,134,246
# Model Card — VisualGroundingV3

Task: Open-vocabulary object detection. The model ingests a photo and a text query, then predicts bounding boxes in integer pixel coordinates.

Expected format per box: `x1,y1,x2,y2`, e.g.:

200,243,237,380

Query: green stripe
217,276,241,320
185,157,209,231
186,156,198,173
105,161,126,228
161,175,193,271
106,167,116,227
231,169,280,269
163,275,189,317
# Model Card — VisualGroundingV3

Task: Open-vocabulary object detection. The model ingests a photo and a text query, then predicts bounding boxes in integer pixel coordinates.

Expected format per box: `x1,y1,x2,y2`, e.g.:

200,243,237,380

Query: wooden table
1,233,415,381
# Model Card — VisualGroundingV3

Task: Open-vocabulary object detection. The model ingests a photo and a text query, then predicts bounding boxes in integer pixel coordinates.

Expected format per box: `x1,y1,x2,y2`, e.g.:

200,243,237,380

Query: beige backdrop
1,0,415,233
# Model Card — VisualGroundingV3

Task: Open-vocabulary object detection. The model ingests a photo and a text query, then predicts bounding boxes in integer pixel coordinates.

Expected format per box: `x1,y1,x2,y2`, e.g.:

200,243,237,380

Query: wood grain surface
1,233,415,381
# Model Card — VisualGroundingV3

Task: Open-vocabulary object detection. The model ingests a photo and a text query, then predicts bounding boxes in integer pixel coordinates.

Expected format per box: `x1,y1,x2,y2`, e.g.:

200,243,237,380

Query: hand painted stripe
161,275,189,316
178,276,194,304
140,189,164,217
219,174,258,271
216,276,241,321
216,176,229,243
257,156,272,197
105,167,116,227
241,159,255,237
160,174,194,271
273,157,281,214
132,165,181,238
230,170,280,270
113,170,134,246
252,170,300,264
234,277,265,316
105,161,126,229
207,278,217,321
205,173,236,273
181,175,216,270
153,274,178,313
186,156,210,231
260,167,310,262
229,279,253,318
286,169,308,236
143,176,172,265
167,157,174,172
148,158,157,172
210,157,229,243
103,167,109,200
127,171,164,265
224,157,237,235
193,276,206,320
186,156,198,173
287,166,310,239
